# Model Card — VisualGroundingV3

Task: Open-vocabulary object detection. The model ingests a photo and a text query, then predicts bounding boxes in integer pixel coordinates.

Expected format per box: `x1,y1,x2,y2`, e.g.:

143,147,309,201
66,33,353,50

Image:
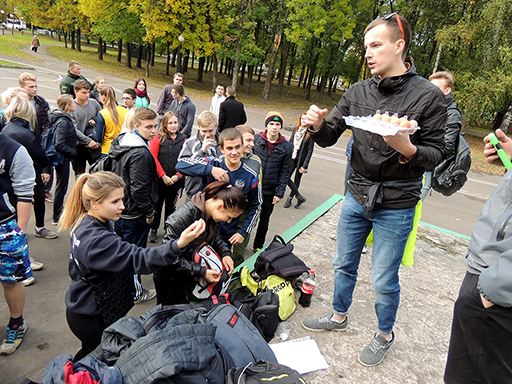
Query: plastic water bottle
299,269,316,307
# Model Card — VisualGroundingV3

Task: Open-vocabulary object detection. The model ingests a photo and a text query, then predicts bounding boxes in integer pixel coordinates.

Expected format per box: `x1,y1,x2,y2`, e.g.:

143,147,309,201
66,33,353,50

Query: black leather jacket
442,94,462,160
311,61,447,213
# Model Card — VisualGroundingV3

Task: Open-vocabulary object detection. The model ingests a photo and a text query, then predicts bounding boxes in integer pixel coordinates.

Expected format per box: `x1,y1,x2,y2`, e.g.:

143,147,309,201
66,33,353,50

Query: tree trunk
257,64,263,82
71,30,75,50
166,44,170,76
247,65,254,95
318,75,328,103
302,67,309,89
432,42,443,74
136,44,143,68
151,42,155,66
305,42,320,101
212,54,219,91
125,41,132,68
277,39,289,96
172,48,177,67
297,65,305,87
103,41,107,53
240,62,246,86
183,49,190,73
232,1,245,89
190,50,194,69
98,37,103,61
63,31,67,48
146,44,151,77
219,57,224,74
197,56,205,82
205,56,210,74
499,100,512,134
117,39,123,62
262,15,287,104
76,27,81,52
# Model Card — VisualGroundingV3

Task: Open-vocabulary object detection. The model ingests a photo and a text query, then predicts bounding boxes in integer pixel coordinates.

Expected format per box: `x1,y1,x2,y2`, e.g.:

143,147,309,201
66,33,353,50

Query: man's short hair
235,125,255,135
19,73,37,87
365,14,412,59
123,88,137,99
226,86,236,97
216,84,224,89
197,111,217,128
134,107,157,125
171,84,185,97
173,72,183,80
219,128,243,147
69,60,80,69
74,79,91,92
429,71,454,90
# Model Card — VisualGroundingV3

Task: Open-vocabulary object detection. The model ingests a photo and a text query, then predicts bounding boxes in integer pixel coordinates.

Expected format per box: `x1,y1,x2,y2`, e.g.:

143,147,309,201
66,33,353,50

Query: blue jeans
333,191,415,334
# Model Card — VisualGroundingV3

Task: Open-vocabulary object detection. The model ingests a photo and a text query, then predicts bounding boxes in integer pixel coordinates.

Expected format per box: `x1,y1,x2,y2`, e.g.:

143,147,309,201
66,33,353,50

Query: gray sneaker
34,227,58,239
358,332,395,367
302,313,348,332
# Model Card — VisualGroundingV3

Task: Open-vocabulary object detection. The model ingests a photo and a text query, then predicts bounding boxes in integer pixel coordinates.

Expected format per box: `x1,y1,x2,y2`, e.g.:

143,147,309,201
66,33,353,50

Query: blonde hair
429,71,454,90
197,110,217,129
59,172,125,233
235,125,255,135
121,108,137,133
1,87,28,106
94,77,105,87
4,96,36,128
19,72,37,87
159,111,179,143
134,107,157,126
57,94,74,112
100,86,120,125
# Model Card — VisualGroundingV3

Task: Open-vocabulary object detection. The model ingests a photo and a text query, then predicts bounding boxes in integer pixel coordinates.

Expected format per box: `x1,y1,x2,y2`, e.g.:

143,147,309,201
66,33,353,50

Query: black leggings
66,308,105,361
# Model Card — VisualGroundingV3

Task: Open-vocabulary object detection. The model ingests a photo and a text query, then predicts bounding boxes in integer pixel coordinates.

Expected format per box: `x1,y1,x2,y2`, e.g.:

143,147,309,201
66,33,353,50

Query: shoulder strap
70,255,101,290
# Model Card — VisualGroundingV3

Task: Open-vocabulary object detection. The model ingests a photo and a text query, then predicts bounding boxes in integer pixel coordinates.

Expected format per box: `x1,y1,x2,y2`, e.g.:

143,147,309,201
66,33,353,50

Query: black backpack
254,235,309,280
226,360,306,384
89,154,114,173
432,133,472,196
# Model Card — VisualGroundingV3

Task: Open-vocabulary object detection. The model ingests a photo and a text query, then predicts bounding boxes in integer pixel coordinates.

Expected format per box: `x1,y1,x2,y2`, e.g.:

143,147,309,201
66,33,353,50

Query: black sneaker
148,229,157,243
294,195,307,209
283,197,293,209
358,332,395,367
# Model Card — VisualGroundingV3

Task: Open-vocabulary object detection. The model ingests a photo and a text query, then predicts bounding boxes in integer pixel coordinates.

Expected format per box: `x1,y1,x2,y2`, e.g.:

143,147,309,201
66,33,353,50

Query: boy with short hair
209,84,226,120
178,111,222,200
177,128,262,266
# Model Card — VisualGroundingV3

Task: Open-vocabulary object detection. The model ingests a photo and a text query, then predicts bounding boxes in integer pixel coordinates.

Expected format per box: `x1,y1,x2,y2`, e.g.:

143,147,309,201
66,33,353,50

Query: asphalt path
0,44,502,383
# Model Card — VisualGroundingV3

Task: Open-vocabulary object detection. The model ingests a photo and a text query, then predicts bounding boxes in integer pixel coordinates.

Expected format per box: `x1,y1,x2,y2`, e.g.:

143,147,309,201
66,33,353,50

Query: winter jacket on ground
253,131,293,198
169,96,196,138
311,61,447,212
0,134,34,225
178,131,222,198
49,109,77,160
109,131,158,219
218,96,247,132
2,117,50,170
65,215,202,316
466,168,512,307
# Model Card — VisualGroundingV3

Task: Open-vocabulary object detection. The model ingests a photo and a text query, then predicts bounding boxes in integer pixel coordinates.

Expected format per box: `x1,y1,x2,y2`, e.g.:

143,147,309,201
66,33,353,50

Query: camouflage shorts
0,220,31,283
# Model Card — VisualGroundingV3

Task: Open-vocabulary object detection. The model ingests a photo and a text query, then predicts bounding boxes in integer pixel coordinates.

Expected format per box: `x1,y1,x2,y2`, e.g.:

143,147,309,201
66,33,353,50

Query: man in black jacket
110,107,159,303
218,86,247,133
302,14,447,367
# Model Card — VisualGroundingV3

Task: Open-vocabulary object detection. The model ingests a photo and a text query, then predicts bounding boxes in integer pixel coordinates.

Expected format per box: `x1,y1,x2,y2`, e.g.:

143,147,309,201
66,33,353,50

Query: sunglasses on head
383,12,405,41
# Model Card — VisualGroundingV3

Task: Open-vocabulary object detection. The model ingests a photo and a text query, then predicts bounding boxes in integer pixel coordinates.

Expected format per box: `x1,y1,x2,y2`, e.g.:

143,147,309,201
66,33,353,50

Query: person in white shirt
209,84,226,121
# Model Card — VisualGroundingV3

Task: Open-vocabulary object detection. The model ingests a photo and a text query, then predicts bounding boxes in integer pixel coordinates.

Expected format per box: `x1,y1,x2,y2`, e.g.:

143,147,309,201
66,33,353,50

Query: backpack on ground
89,154,114,173
42,123,62,166
186,242,232,301
226,360,307,384
201,304,278,368
254,235,309,280
432,133,472,196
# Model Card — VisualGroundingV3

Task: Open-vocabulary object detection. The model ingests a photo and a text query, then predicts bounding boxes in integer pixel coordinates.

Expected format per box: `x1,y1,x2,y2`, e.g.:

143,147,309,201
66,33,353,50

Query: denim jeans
332,191,415,334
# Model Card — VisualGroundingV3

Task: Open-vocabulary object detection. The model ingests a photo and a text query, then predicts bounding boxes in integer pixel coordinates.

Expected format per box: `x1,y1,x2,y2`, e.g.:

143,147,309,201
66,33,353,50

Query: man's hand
205,269,221,283
222,256,234,274
483,129,512,166
229,233,245,245
88,141,99,149
162,175,173,186
177,219,206,248
202,138,215,152
305,105,329,131
146,216,154,225
88,119,96,126
383,130,417,159
481,293,494,309
41,173,50,183
299,167,307,174
211,167,229,181
273,196,281,204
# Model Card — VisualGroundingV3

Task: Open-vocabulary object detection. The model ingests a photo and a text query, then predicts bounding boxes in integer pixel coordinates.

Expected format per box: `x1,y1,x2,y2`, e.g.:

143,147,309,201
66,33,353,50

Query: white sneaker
23,276,35,286
29,257,44,271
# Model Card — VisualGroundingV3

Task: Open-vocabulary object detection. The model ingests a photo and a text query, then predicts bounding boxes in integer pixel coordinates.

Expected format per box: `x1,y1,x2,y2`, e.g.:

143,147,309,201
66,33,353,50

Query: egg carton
343,116,420,136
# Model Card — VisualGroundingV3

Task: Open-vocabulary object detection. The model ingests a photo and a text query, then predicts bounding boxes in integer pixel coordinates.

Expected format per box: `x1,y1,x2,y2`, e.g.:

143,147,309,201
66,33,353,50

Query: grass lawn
0,33,502,175
0,58,31,68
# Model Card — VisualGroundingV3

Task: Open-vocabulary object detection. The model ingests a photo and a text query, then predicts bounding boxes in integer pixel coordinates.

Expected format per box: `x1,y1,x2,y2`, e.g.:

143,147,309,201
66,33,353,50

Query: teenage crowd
0,61,315,360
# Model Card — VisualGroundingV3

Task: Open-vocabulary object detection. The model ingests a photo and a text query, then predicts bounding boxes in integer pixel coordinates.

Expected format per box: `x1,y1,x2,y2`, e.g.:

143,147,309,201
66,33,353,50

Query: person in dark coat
283,112,315,209
218,86,247,132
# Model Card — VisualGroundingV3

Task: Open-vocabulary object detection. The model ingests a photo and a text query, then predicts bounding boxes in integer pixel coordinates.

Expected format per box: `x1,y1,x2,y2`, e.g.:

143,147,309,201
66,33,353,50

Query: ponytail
204,181,246,212
59,171,125,233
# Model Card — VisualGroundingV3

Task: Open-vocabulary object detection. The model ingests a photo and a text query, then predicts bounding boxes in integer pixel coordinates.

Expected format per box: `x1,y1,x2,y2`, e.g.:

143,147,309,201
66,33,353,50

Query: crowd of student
0,63,315,361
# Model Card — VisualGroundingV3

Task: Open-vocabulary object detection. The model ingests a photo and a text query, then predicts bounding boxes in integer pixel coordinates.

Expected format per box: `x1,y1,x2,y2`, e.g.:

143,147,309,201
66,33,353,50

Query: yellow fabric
100,106,128,154
365,200,423,266
240,267,296,320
